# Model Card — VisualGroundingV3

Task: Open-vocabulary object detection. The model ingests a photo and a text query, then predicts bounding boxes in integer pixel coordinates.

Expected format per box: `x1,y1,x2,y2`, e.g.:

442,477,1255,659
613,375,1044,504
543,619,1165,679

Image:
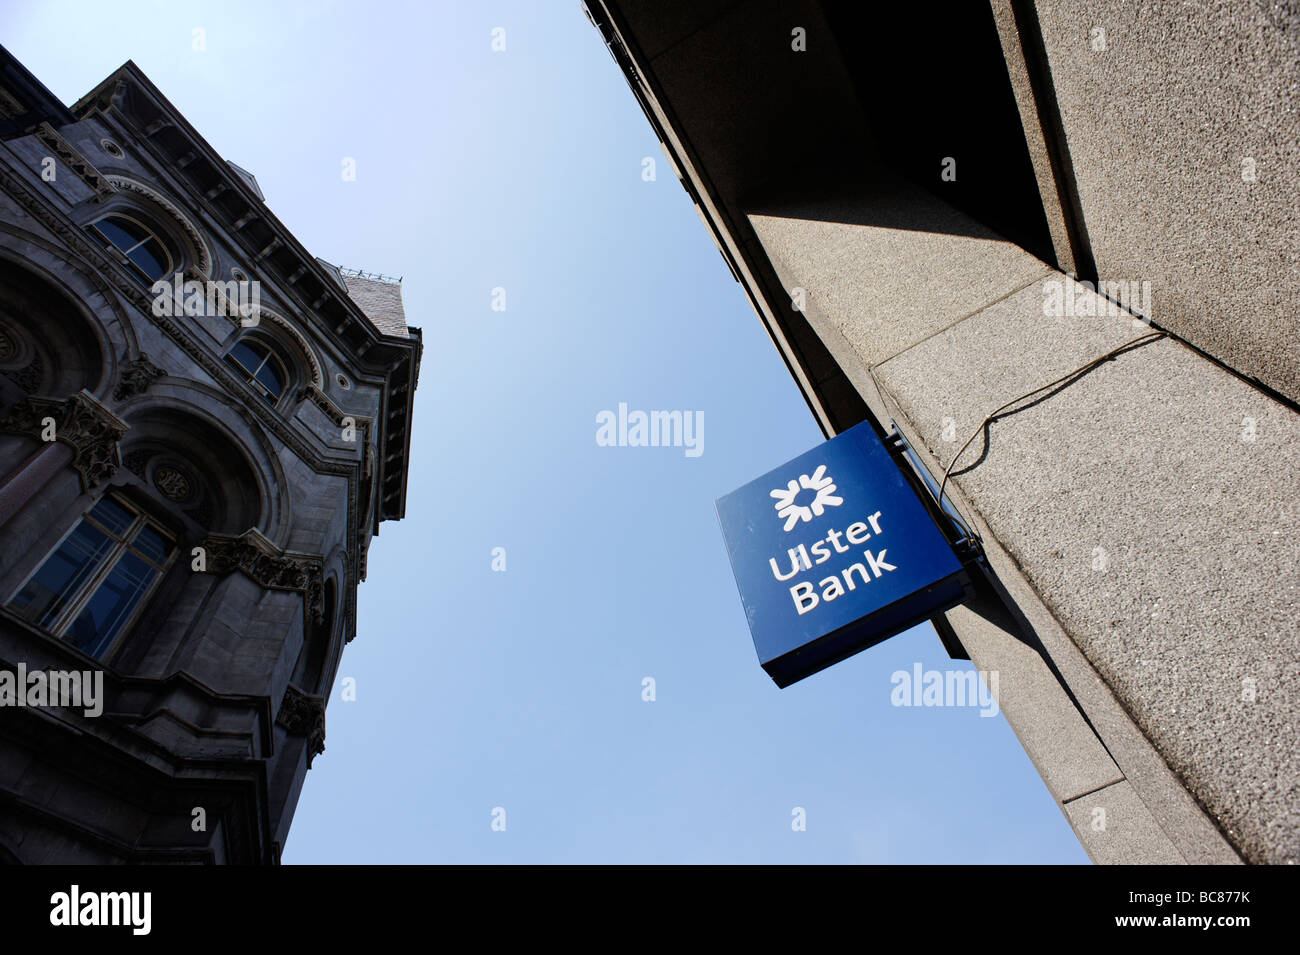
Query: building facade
0,49,420,863
586,1,1298,863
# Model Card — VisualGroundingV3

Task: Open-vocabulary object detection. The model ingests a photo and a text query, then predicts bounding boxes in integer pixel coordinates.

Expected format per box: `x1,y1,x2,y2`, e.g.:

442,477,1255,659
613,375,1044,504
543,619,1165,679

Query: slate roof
341,273,408,338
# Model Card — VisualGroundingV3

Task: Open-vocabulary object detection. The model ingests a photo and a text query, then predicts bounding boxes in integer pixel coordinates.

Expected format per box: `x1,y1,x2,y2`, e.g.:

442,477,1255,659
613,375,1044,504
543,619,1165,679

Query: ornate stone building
0,48,420,862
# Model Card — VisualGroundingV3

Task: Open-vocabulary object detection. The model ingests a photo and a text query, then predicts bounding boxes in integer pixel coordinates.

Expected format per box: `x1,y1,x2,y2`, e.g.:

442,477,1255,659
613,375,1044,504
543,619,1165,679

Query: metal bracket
884,421,984,567
884,420,985,662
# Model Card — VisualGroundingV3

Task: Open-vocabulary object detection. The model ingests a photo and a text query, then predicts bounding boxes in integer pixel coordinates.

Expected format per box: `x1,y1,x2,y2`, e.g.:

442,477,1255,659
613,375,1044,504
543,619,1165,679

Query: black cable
866,363,982,544
936,330,1167,522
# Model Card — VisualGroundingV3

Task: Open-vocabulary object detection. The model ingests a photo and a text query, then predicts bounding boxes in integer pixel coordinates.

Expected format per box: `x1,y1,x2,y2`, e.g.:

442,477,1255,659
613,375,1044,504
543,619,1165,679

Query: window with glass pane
224,339,286,403
10,495,175,659
88,214,173,283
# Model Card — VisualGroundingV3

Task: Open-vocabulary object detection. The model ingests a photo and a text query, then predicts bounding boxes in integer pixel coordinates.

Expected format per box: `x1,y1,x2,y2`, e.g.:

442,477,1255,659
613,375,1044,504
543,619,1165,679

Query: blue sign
715,421,968,687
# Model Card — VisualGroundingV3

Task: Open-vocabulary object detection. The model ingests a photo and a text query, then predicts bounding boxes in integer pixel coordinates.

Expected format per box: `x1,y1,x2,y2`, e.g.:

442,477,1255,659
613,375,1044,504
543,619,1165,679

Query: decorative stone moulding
276,684,326,767
199,527,325,626
112,353,165,401
35,123,117,201
254,307,323,388
0,86,24,120
0,390,127,490
104,175,212,276
297,383,372,443
152,464,191,501
0,325,42,393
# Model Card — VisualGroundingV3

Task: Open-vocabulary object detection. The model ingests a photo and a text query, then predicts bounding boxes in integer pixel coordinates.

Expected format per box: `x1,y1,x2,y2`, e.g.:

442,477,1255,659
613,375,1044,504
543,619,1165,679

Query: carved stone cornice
0,390,127,490
112,353,165,401
199,529,324,626
276,684,325,768
0,87,24,120
35,123,117,200
296,384,372,438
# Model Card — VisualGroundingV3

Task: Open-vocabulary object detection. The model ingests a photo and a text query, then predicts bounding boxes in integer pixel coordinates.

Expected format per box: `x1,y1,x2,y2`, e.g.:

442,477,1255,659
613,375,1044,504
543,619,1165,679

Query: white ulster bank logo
770,464,843,531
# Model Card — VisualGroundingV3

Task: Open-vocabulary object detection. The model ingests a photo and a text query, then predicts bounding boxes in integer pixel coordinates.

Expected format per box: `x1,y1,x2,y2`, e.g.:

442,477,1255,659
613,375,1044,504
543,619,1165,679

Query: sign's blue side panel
715,421,967,687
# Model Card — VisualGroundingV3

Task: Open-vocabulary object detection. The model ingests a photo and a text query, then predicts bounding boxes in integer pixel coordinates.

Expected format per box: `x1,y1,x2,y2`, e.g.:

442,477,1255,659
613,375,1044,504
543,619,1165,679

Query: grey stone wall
591,0,1299,864
752,179,1298,863
1030,0,1300,402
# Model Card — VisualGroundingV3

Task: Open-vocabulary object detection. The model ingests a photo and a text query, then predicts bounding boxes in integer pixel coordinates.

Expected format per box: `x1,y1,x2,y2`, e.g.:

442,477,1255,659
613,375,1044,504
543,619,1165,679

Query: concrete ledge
873,279,1298,863
1064,780,1187,865
748,180,1051,366
943,599,1122,803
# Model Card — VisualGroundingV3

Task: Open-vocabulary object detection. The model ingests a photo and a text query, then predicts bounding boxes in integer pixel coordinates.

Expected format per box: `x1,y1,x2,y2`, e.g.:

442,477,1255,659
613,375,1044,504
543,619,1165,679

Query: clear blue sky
2,0,1087,863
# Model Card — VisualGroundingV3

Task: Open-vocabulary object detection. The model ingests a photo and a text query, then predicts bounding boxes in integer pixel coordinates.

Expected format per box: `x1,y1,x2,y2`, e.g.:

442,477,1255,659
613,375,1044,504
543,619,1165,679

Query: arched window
224,339,287,404
87,213,174,283
9,493,176,660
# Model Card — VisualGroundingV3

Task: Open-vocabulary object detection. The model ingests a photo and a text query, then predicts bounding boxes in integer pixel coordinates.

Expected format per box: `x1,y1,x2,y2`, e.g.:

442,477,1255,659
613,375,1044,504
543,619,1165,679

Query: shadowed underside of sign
760,570,969,687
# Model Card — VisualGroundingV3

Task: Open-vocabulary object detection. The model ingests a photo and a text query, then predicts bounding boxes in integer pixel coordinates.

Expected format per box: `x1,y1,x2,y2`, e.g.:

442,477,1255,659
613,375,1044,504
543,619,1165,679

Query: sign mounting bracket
884,421,985,568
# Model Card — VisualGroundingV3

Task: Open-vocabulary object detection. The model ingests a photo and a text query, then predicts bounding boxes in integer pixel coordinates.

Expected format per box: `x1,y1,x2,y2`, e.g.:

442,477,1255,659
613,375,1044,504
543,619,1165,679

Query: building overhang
0,44,75,139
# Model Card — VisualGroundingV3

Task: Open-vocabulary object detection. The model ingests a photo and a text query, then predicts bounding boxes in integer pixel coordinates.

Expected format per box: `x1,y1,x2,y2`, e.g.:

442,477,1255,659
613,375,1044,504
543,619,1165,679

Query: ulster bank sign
716,422,970,688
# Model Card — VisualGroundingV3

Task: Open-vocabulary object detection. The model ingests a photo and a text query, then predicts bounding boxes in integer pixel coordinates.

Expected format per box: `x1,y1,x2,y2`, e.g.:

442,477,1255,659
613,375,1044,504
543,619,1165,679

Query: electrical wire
936,330,1167,523
867,364,983,546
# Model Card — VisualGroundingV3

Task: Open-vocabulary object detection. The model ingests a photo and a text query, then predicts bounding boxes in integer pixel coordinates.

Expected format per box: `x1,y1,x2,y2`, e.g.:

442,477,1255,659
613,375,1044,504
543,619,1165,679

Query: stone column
0,441,74,529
